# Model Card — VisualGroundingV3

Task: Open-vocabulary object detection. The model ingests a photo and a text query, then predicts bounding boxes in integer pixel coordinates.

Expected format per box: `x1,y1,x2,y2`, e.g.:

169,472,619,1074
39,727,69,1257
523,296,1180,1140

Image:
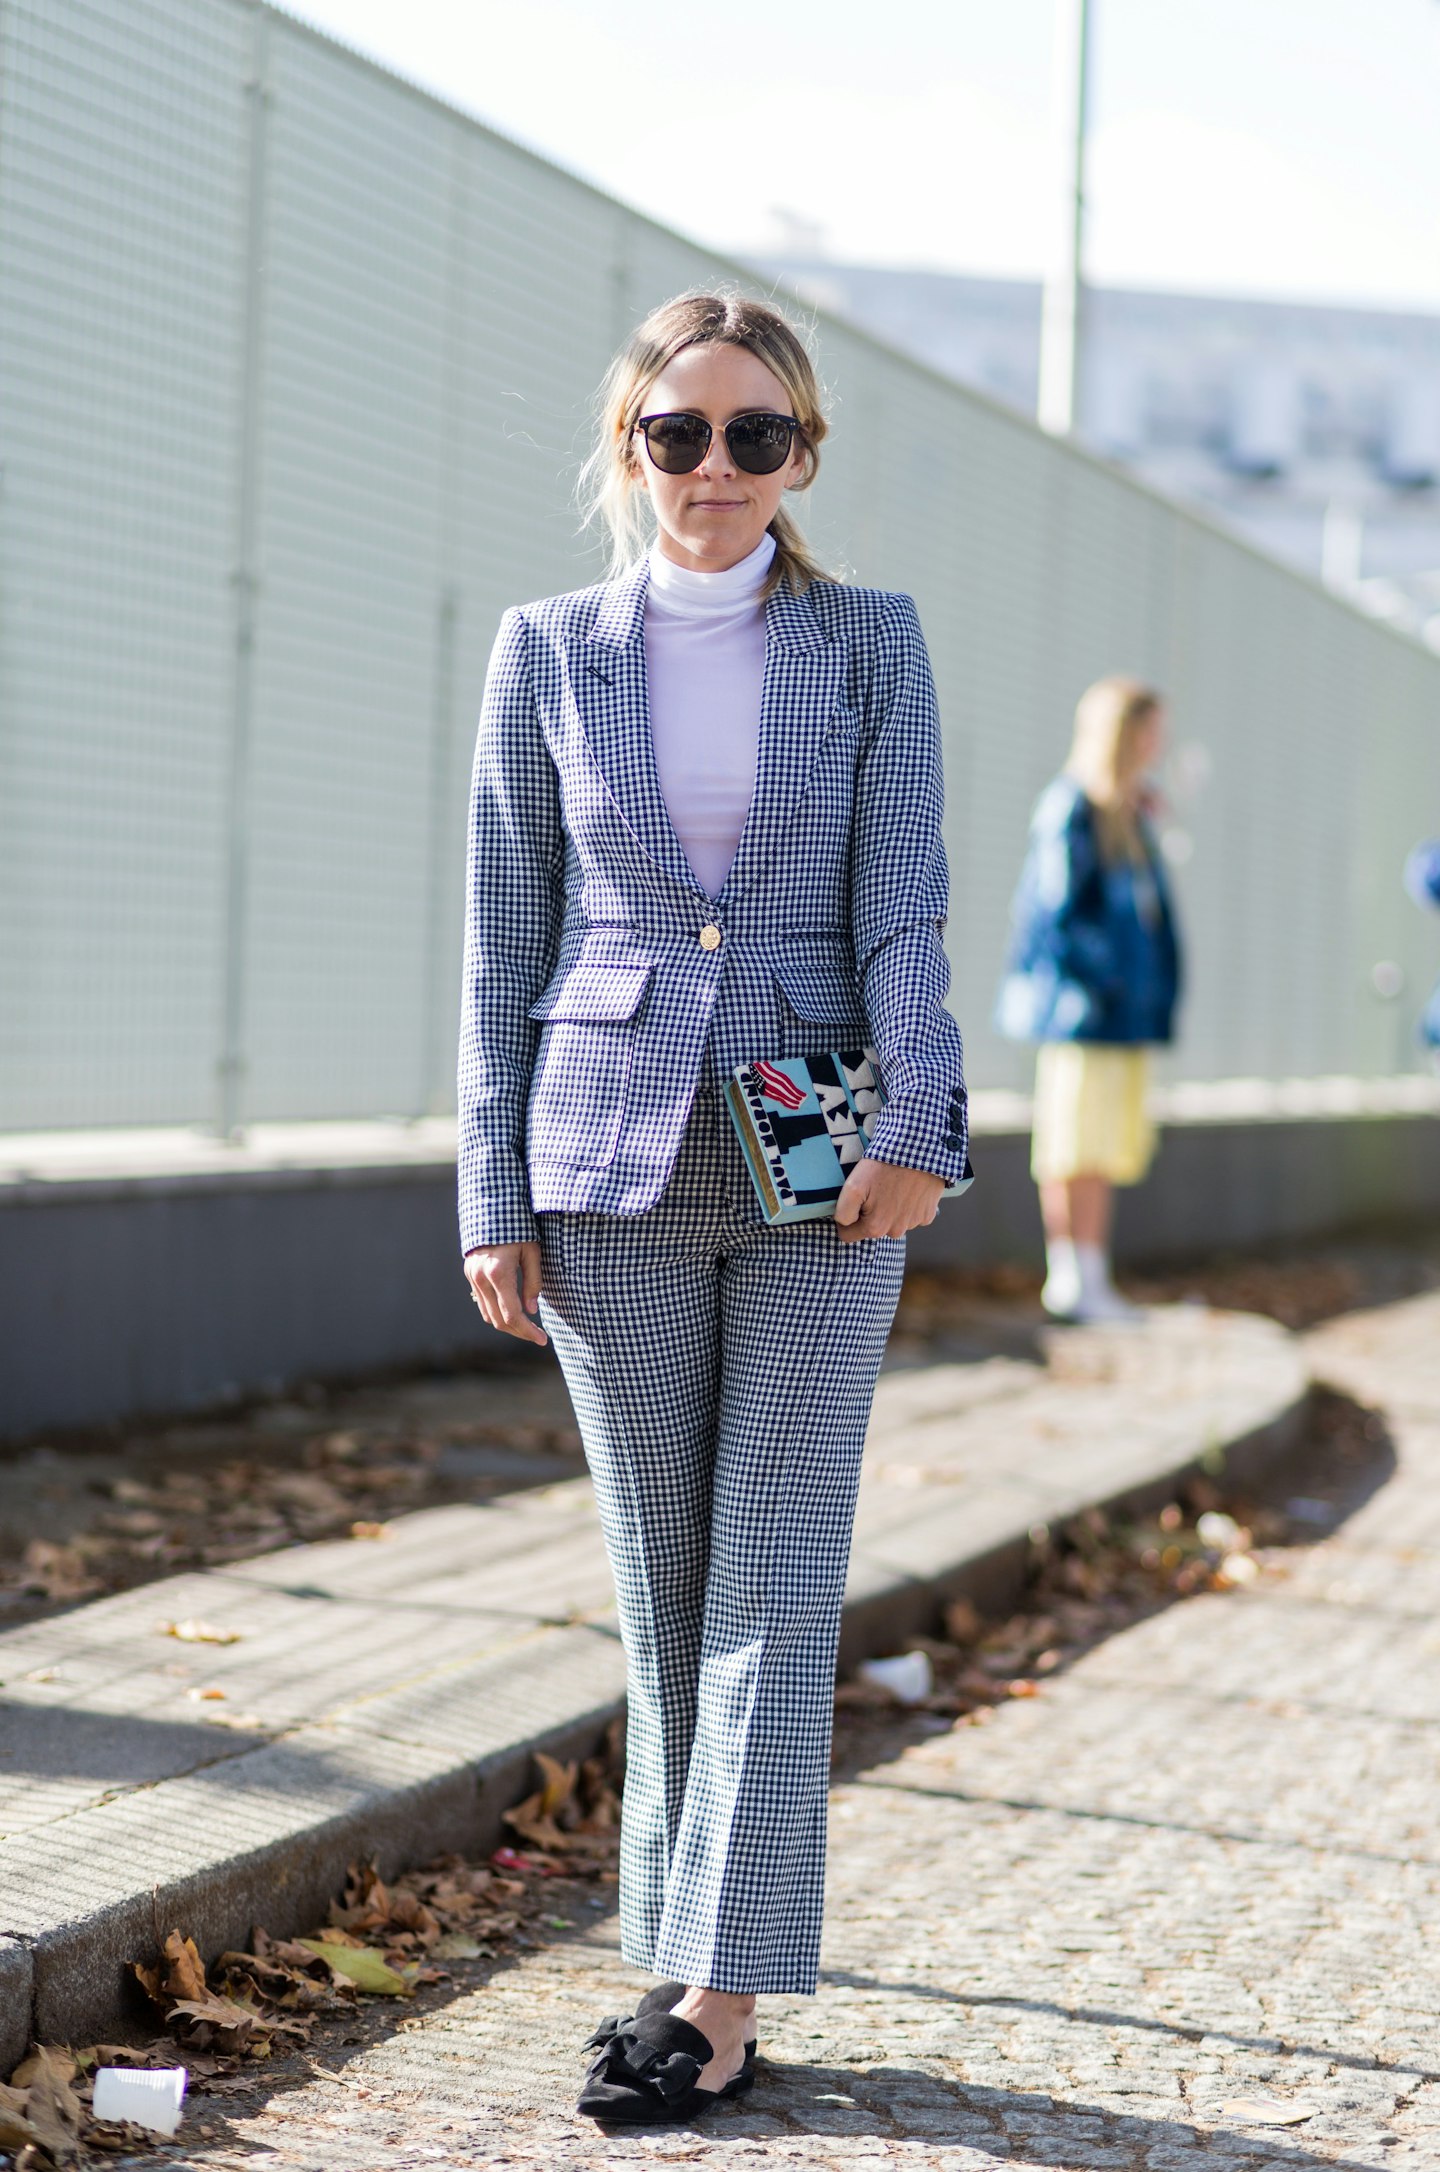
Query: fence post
421,129,468,1117
218,5,270,1138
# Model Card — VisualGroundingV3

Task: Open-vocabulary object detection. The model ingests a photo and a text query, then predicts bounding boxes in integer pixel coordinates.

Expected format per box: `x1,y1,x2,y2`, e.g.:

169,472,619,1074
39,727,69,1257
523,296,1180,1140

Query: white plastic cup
92,2067,187,2137
857,1651,934,1704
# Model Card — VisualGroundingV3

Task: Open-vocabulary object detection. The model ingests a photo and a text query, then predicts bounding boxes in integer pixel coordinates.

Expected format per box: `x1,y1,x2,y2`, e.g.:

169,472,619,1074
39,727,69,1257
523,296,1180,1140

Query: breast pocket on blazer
526,962,653,1170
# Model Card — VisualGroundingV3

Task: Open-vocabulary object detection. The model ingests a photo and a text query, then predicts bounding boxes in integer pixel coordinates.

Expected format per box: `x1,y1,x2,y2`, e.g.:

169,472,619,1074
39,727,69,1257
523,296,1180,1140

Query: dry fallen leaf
132,1929,209,2007
159,1618,243,1645
503,1742,622,1867
18,1539,103,1603
8,2051,76,2093
294,1939,417,1996
72,2045,164,2074
0,2102,42,2154
942,1597,983,1646
5,2045,85,2164
132,1932,304,2052
431,1931,489,1960
166,1992,271,2050
1218,2097,1315,2126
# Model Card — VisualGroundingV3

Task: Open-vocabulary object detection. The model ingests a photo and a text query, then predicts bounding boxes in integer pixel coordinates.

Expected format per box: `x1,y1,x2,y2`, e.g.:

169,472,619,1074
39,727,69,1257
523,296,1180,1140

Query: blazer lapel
578,561,704,895
722,579,847,900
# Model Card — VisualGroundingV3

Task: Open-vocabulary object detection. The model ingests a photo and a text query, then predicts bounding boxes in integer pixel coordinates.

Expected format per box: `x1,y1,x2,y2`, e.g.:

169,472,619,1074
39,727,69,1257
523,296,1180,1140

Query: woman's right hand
464,1242,547,1347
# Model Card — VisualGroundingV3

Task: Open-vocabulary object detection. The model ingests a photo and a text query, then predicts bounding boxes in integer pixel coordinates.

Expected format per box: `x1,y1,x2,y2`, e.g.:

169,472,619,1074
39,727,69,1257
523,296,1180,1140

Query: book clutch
724,1047,974,1225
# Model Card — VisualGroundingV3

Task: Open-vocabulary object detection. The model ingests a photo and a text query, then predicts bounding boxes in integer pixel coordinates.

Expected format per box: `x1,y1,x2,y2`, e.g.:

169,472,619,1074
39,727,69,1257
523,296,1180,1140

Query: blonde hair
579,290,831,598
1065,675,1164,866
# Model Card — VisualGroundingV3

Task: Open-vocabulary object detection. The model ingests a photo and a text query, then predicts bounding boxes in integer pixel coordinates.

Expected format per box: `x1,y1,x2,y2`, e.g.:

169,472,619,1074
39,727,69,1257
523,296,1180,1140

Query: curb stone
841,1328,1311,1668
2,1628,628,2049
0,1939,31,2071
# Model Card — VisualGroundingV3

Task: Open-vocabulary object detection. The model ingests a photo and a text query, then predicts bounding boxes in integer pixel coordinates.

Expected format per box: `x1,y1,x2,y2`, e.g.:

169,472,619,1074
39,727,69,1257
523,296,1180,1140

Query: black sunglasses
634,410,802,477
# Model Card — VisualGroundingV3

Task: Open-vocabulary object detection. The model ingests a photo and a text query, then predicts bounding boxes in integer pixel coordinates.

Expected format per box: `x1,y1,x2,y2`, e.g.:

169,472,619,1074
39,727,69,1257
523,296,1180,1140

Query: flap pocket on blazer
528,962,653,1023
773,957,865,1025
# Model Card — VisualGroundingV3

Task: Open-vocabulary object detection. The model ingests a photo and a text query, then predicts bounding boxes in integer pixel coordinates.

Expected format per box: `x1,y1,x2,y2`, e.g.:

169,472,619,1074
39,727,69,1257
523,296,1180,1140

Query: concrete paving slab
0,1306,1308,2053
324,1620,628,1763
0,1703,277,1840
234,1487,606,1598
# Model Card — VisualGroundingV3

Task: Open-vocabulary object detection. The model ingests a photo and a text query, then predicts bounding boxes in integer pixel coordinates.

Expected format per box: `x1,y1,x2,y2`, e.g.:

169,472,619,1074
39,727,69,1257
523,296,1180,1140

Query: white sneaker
1041,1239,1082,1319
1041,1274,1082,1320
1072,1284,1146,1325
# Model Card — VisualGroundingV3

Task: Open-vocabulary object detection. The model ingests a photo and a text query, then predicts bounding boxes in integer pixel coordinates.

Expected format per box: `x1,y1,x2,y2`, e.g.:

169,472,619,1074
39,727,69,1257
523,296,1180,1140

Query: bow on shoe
594,2025,703,2103
576,2007,719,2122
582,2013,628,2053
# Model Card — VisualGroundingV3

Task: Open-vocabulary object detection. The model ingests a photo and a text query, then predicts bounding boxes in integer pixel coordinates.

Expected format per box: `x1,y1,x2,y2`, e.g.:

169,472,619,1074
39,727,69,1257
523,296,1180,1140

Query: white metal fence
3,0,1437,1134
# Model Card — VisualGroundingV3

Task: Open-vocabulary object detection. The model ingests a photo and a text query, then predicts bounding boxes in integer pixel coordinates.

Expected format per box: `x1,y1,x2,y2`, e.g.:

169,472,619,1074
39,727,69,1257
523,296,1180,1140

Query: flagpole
1037,0,1093,437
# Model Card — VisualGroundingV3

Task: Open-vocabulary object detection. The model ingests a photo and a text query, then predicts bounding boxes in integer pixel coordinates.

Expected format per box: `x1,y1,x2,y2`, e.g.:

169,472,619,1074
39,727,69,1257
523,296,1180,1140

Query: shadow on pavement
0,1698,274,1786
849,1763,1436,1874
816,1971,1440,2089
703,2059,1411,2168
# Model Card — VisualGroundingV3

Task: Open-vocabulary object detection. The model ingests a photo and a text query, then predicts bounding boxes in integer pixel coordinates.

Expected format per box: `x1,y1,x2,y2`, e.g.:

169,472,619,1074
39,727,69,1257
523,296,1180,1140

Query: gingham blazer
458,560,968,1251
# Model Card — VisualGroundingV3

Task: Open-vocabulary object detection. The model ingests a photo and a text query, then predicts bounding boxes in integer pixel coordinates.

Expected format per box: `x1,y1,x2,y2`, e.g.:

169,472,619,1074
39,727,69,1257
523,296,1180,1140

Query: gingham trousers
537,1085,904,1995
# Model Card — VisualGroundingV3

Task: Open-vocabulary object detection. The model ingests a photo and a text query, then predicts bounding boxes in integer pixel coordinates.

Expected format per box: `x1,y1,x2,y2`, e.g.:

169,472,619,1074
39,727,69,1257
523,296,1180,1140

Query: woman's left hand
834,1158,945,1242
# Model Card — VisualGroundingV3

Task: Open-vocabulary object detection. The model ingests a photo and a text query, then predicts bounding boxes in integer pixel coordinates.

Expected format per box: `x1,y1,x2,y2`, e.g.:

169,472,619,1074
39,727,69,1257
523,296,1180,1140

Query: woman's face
633,341,806,574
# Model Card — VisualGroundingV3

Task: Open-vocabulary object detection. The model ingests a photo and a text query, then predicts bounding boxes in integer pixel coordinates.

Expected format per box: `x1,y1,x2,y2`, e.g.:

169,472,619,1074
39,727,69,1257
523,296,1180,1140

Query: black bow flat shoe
583,1980,758,2078
576,2010,756,2125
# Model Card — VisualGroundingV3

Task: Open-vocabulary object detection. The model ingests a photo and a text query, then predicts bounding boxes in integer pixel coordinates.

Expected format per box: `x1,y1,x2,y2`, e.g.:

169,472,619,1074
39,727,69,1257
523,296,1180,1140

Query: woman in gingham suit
460,292,967,2124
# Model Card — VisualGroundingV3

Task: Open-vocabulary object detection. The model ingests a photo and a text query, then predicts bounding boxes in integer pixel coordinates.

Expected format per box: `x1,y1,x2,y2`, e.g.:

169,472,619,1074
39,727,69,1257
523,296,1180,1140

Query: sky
286,0,1440,313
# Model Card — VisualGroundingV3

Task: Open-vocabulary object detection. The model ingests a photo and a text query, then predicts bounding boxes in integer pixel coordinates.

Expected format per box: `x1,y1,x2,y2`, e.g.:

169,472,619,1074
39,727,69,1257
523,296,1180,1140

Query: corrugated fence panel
0,0,248,1125
239,20,454,1119
2,0,1437,1131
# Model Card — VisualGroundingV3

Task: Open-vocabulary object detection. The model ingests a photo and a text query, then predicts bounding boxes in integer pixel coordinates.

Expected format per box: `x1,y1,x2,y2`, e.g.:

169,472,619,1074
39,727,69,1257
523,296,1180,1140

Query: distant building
759,260,1440,649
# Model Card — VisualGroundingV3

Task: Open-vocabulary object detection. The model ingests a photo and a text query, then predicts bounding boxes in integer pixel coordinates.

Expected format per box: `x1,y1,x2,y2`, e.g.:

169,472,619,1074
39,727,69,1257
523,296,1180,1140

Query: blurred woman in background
1405,839,1440,1061
995,676,1181,1322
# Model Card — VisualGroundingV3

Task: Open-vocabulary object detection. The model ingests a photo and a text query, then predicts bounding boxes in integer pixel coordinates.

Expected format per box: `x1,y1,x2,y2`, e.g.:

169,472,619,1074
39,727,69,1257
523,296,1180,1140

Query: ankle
676,1987,753,2017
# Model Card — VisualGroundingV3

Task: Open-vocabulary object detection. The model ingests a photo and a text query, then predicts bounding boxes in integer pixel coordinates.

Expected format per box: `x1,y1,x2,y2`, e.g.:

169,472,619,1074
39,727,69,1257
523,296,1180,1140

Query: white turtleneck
644,532,773,898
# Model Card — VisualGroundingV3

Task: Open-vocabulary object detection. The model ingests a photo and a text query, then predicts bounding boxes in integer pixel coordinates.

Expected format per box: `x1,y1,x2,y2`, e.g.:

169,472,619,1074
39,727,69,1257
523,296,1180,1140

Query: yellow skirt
1030,1043,1156,1186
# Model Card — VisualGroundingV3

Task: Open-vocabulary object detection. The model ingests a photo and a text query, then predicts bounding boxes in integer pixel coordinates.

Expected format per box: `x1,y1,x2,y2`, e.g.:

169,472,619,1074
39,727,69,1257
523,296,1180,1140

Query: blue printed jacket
994,775,1181,1046
1407,839,1440,1050
458,564,969,1251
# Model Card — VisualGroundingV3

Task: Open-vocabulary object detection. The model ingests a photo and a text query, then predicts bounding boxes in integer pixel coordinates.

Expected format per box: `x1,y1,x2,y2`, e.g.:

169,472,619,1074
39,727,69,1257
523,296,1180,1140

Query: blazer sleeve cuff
458,1146,539,1252
460,1203,540,1254
864,1087,970,1187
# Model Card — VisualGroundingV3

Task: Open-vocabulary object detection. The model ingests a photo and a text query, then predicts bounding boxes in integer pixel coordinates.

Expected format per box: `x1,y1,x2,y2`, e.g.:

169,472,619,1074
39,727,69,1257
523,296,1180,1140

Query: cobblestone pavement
169,1292,1440,2172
